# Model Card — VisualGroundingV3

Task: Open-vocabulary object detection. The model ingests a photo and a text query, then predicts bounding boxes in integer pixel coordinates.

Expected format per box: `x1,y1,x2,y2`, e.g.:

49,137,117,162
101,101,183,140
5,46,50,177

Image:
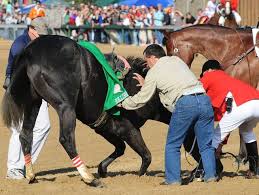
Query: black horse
2,35,199,187
2,35,176,187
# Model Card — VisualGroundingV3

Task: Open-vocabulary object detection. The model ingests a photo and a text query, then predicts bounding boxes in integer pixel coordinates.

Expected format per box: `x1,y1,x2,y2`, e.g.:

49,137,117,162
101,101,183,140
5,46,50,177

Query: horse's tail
1,52,30,129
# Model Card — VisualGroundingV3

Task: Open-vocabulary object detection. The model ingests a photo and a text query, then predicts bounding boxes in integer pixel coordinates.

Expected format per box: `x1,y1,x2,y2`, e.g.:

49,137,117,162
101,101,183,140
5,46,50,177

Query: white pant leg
31,100,50,163
239,118,258,143
212,100,259,148
7,100,50,171
7,125,24,170
232,10,241,25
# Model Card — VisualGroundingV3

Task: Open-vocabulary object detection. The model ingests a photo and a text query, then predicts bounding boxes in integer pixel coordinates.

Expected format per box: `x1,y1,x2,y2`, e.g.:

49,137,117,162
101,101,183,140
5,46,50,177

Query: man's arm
121,72,157,110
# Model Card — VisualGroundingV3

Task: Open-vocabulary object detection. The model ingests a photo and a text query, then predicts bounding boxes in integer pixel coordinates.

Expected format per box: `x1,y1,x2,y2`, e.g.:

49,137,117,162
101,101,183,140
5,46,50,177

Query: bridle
229,28,259,86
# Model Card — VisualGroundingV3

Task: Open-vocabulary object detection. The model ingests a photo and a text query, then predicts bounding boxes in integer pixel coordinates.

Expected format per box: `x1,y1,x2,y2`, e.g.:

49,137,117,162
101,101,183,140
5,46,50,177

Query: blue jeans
165,94,216,184
155,30,163,45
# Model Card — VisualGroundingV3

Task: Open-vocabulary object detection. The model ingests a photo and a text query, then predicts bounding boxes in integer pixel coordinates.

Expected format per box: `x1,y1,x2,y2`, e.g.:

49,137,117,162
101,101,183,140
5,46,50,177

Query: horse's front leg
58,105,104,187
19,101,41,183
95,128,126,177
120,119,151,176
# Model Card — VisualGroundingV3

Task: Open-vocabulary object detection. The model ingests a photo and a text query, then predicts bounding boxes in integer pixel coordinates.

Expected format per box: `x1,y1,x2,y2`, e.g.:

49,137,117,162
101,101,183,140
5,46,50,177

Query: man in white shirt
119,44,217,185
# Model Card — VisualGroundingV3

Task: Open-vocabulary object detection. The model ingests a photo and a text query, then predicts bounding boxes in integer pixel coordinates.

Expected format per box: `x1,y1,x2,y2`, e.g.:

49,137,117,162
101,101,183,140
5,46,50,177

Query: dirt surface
0,41,258,195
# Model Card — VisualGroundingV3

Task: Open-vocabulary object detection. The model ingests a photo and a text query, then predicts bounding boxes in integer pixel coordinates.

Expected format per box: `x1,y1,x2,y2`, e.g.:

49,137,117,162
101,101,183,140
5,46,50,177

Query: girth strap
88,111,110,129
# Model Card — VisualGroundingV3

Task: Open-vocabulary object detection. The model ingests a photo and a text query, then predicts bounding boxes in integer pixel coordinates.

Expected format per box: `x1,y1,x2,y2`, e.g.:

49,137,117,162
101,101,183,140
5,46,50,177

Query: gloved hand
3,76,11,90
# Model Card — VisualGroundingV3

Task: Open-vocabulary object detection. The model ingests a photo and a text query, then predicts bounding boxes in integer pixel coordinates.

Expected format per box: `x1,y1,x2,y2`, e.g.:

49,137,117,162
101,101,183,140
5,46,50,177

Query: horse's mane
172,24,252,35
126,56,147,77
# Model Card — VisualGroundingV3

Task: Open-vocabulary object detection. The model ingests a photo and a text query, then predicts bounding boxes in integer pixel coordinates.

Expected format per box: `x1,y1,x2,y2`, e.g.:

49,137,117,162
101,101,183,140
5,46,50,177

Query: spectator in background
153,4,164,45
193,8,208,25
6,1,12,14
28,0,46,22
172,9,184,27
205,0,217,18
163,7,171,26
185,12,196,25
219,0,241,26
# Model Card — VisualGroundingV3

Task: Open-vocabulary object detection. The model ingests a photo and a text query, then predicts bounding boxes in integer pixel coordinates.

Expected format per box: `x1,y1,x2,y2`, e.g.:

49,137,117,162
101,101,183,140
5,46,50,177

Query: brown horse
164,24,259,89
197,0,238,29
164,24,259,161
208,11,238,29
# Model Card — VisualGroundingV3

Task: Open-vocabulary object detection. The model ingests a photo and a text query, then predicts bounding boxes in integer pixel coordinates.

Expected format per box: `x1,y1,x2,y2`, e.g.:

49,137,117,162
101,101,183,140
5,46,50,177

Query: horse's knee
115,142,126,156
59,135,66,146
143,150,152,165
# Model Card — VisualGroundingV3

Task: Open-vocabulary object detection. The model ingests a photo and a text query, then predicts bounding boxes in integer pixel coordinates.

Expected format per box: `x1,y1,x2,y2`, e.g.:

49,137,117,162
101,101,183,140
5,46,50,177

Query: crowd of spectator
0,1,208,45
0,1,28,24
62,3,200,45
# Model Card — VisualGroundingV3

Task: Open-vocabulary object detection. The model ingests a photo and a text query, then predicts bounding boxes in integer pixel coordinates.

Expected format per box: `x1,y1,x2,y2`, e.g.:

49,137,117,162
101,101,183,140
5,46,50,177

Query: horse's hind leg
95,130,126,177
28,73,103,187
19,99,42,183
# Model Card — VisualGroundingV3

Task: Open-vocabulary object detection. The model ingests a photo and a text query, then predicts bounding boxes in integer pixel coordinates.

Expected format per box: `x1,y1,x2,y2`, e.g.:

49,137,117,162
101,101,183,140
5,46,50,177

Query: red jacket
220,0,239,11
200,70,259,121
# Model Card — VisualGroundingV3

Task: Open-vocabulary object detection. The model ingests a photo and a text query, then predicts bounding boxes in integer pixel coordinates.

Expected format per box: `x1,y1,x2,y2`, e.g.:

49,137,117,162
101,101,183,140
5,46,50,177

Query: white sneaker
6,169,25,180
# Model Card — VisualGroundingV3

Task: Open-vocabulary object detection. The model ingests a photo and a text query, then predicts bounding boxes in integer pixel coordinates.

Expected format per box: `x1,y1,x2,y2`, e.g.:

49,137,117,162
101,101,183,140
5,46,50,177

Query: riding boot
245,141,259,179
216,157,223,176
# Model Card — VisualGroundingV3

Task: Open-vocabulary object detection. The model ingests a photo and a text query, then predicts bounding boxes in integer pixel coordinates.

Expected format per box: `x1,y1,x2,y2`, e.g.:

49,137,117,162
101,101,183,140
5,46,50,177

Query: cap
200,60,222,78
30,17,48,35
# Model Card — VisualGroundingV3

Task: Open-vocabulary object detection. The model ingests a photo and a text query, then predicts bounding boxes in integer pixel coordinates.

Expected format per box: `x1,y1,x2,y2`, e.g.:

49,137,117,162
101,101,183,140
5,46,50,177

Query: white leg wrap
77,164,94,183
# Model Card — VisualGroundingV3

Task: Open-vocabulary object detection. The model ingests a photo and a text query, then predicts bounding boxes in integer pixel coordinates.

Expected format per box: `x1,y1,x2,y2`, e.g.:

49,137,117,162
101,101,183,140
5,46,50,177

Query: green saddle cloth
78,41,128,115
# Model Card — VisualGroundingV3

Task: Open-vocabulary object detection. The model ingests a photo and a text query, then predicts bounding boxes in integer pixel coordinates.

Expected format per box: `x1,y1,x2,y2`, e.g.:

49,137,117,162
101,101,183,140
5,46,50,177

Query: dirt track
0,41,258,195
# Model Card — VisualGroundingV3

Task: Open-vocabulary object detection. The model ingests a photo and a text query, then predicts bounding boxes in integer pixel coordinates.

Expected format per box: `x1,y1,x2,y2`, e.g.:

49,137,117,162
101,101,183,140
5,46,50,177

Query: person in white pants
200,60,259,179
3,17,51,179
6,100,50,179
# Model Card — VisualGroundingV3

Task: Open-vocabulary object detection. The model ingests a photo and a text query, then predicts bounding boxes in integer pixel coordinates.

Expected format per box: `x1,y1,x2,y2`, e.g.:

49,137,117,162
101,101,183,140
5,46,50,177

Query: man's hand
3,76,10,90
117,103,122,107
133,73,144,87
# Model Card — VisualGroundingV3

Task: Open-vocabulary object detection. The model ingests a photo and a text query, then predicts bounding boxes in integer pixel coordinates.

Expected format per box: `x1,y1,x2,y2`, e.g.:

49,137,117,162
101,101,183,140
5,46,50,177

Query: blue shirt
153,11,164,26
6,29,31,77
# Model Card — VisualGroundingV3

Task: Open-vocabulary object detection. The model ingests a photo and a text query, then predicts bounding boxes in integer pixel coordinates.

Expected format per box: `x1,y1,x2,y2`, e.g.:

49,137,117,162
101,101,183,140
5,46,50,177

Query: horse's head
163,31,175,56
112,55,171,125
104,53,132,80
218,0,232,17
163,30,194,67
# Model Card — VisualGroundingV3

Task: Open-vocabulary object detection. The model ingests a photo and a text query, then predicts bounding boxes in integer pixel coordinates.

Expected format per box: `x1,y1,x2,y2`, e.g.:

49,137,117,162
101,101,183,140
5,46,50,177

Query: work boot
3,76,10,90
245,141,259,179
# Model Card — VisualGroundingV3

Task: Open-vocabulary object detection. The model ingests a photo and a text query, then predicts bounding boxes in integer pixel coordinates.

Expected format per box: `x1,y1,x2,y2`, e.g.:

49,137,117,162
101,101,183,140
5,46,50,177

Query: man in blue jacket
4,17,51,180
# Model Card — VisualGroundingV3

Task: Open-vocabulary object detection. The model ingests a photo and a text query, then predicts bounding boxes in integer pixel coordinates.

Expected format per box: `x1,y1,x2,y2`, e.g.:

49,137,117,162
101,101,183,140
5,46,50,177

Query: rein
230,29,259,86
232,42,259,65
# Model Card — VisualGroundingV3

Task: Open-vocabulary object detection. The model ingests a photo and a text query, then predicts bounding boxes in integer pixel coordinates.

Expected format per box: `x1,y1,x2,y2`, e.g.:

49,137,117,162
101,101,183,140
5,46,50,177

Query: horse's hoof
87,179,106,188
28,177,38,184
98,165,107,178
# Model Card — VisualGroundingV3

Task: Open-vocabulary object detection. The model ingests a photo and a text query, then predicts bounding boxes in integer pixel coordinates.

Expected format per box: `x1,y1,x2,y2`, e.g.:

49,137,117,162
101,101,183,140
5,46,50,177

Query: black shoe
216,158,223,175
160,181,181,186
189,168,205,182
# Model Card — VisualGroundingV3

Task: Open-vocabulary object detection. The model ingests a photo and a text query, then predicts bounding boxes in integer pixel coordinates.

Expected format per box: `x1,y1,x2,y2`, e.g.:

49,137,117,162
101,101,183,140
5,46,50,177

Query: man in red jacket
200,60,259,179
